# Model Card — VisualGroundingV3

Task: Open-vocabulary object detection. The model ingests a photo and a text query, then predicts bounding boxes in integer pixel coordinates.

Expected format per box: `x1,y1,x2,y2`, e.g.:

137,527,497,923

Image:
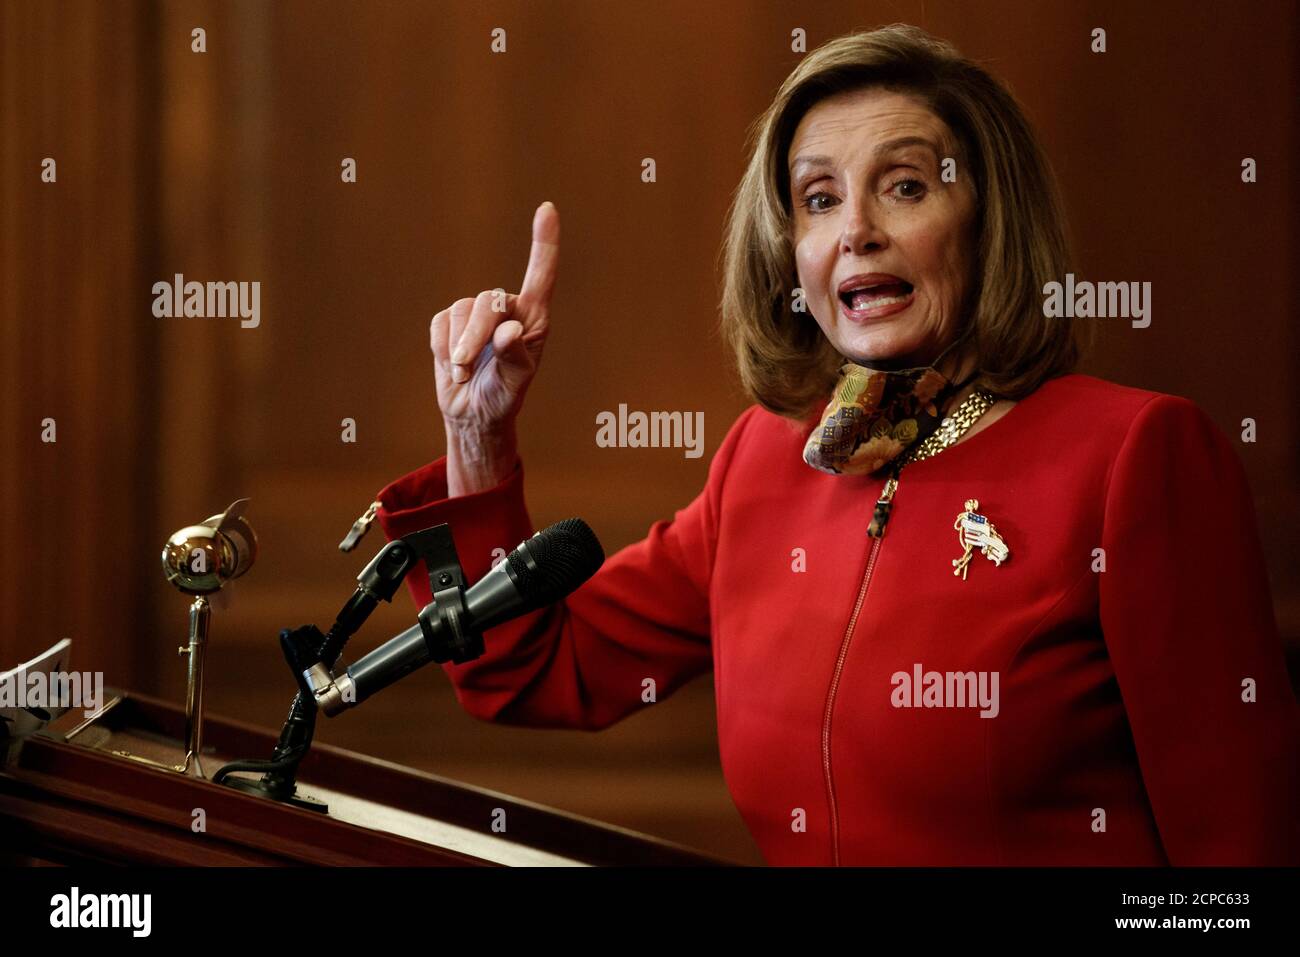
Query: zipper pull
867,475,899,538
339,500,382,552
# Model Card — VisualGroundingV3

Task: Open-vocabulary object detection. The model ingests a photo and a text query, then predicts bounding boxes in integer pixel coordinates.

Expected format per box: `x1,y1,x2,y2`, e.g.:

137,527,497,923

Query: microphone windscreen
508,518,605,605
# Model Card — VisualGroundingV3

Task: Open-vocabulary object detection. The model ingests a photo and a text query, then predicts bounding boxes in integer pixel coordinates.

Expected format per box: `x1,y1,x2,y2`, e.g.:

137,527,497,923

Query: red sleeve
372,406,757,731
1099,394,1300,864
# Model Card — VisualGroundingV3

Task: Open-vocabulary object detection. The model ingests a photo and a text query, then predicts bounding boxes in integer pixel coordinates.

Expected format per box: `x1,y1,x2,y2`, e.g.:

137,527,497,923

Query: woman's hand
431,201,559,495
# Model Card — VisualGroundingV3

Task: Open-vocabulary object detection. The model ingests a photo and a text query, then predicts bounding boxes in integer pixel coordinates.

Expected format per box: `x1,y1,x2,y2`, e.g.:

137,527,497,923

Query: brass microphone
161,498,258,595
151,499,258,777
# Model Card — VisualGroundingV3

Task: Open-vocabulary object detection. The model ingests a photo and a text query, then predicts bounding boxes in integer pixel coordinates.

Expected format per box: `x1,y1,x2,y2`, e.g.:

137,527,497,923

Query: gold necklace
902,388,998,464
867,388,998,538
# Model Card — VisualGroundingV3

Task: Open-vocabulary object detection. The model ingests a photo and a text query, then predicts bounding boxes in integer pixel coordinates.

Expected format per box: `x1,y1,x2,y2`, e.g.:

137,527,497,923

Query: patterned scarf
802,361,971,476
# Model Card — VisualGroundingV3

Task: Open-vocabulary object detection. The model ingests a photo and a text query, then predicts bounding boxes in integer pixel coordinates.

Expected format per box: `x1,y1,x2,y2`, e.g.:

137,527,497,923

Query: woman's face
787,87,978,369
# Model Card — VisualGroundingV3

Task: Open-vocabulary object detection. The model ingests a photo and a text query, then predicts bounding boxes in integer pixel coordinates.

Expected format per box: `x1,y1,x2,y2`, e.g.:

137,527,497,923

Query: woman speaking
373,24,1299,865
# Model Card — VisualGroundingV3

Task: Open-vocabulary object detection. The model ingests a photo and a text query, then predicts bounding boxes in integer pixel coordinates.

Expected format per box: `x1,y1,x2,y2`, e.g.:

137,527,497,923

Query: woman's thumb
492,320,534,392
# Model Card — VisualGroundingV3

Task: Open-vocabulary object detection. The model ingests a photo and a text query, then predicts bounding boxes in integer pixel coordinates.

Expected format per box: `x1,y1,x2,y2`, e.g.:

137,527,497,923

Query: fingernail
542,200,555,210
451,343,467,364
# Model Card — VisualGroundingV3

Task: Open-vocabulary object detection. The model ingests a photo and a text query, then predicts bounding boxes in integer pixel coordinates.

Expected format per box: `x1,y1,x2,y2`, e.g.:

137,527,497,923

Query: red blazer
375,373,1300,865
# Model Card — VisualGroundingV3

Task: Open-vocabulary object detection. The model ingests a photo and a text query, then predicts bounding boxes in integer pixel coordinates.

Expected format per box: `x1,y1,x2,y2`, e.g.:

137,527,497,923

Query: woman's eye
889,178,927,200
803,191,837,213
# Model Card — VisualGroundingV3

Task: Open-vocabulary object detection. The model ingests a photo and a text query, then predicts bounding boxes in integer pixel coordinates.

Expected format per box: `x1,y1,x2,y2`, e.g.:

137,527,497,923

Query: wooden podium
0,689,729,866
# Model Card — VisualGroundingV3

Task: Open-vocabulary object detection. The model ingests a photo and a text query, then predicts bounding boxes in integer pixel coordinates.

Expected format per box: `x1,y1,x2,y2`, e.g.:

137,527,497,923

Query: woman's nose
839,199,888,254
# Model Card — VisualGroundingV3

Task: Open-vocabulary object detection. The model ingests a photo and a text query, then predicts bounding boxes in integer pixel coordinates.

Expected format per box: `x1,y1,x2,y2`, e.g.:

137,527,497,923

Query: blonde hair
719,24,1088,422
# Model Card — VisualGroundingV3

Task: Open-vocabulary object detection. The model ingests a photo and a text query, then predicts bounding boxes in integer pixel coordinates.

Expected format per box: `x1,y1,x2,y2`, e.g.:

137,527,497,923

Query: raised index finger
518,201,560,311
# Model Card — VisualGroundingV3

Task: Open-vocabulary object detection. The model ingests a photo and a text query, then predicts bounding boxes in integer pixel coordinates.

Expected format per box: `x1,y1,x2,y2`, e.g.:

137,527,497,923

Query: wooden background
2,0,1296,866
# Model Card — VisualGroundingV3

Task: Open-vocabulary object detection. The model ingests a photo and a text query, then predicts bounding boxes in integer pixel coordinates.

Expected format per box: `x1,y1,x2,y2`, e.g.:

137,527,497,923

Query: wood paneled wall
1,1,161,686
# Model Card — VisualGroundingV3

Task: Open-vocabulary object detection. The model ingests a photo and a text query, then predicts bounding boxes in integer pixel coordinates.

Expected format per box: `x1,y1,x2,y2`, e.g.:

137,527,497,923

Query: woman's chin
836,333,918,368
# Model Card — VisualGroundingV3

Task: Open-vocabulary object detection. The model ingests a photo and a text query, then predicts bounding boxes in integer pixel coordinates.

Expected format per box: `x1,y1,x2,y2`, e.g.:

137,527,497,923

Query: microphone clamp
282,523,484,717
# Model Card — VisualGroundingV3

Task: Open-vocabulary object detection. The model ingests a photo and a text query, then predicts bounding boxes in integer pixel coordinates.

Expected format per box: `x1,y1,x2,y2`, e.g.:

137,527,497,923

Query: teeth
849,291,910,310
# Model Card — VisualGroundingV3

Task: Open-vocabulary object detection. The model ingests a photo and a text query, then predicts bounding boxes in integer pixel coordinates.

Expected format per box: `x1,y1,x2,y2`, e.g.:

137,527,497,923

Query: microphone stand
213,524,476,812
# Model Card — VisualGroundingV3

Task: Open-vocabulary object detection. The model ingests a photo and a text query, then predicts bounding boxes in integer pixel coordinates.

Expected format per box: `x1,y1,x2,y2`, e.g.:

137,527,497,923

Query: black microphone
335,518,604,710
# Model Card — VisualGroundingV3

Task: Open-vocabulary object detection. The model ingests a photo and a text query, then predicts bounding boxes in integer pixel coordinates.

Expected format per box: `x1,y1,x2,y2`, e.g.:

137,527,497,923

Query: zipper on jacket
339,500,383,552
821,473,895,865
867,473,900,539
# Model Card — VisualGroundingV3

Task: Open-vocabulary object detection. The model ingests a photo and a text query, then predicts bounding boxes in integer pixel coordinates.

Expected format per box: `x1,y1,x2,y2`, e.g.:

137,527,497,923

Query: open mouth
839,280,914,312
